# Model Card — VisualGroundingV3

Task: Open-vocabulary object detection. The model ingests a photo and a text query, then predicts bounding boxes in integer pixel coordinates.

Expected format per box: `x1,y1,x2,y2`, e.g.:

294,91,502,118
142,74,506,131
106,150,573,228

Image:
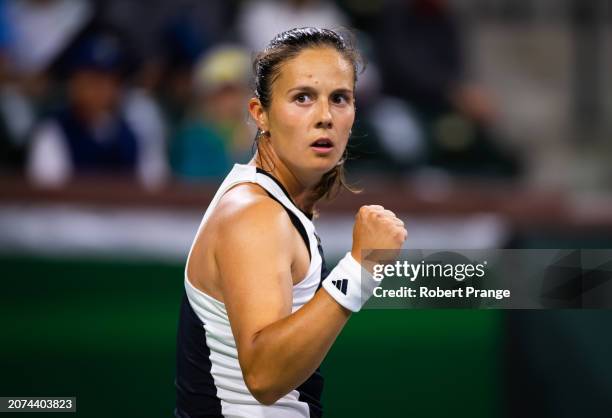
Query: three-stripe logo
331,279,348,295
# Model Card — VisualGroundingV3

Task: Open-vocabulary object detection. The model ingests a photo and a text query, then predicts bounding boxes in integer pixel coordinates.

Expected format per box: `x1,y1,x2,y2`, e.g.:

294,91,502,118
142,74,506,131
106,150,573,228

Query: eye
294,93,312,104
332,93,351,105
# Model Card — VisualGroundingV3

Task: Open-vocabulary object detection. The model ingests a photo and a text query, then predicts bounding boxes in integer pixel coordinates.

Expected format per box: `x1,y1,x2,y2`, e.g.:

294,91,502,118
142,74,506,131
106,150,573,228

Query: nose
315,100,333,129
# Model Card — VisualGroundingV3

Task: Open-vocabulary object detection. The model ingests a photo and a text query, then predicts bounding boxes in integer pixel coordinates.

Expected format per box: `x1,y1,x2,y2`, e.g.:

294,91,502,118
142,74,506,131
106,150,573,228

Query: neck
249,146,319,214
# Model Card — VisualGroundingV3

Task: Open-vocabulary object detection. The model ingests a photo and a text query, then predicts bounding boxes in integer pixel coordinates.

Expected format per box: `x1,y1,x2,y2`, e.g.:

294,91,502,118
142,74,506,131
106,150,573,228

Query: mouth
310,138,334,153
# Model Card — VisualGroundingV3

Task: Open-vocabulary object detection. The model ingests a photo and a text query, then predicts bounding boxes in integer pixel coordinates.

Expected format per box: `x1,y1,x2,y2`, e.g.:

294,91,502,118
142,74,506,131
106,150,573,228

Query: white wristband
322,252,379,312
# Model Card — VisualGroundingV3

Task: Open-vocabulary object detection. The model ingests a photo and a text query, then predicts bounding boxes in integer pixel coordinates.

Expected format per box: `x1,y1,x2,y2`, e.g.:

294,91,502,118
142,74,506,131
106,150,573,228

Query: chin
292,160,335,186
311,163,336,179
309,157,339,174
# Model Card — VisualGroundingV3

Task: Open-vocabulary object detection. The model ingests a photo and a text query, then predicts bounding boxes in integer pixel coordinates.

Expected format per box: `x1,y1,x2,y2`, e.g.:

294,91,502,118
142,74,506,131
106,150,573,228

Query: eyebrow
287,86,354,95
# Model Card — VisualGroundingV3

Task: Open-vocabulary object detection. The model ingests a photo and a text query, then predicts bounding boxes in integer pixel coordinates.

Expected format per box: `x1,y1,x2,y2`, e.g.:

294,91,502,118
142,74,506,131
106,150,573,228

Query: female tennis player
175,27,407,418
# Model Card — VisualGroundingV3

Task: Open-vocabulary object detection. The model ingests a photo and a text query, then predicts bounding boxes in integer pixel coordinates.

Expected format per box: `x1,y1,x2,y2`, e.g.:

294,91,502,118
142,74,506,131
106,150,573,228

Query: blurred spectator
376,0,520,177
237,0,349,52
98,0,237,138
153,17,209,135
170,45,255,181
0,0,29,173
1,0,93,174
0,80,33,173
123,80,170,190
27,32,167,188
4,0,93,107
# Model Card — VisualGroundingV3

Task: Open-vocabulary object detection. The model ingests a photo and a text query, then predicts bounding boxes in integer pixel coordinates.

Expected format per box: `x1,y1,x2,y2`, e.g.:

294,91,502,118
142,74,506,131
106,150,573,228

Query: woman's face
261,47,355,181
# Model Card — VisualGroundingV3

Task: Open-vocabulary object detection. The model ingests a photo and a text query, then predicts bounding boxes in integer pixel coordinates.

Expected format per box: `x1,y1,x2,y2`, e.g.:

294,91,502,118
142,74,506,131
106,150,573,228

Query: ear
248,97,268,132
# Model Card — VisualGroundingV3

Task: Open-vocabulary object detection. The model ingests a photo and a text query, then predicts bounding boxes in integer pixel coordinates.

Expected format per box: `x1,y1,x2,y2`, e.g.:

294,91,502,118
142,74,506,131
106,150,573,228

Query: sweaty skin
187,47,407,405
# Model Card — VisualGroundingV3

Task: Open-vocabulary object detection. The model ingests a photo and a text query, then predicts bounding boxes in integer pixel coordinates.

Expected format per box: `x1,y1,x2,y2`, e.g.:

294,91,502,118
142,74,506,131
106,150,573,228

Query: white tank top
180,164,324,418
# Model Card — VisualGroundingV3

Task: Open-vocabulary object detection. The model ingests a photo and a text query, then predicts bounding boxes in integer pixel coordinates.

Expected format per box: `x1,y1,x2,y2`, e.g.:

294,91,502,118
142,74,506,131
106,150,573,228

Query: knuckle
359,206,374,216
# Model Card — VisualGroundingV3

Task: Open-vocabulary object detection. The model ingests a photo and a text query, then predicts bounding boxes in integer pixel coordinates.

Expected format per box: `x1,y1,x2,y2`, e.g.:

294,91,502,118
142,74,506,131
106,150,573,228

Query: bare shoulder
212,183,295,247
188,183,294,301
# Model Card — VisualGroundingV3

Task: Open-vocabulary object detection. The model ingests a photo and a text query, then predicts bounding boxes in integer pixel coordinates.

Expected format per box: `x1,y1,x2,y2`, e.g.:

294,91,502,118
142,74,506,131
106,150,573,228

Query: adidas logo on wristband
331,279,348,295
323,252,375,312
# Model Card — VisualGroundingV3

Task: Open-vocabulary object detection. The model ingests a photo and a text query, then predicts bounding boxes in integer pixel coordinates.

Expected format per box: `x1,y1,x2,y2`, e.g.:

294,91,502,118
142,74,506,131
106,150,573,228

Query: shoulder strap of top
253,168,320,255
262,190,311,260
255,168,314,221
253,168,315,231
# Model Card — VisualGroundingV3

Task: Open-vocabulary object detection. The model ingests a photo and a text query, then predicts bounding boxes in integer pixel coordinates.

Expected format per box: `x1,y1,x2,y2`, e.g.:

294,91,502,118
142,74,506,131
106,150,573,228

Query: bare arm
216,196,406,405
216,196,350,405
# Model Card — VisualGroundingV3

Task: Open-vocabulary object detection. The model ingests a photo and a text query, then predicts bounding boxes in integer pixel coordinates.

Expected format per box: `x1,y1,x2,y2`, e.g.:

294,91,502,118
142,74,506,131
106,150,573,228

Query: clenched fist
351,205,407,264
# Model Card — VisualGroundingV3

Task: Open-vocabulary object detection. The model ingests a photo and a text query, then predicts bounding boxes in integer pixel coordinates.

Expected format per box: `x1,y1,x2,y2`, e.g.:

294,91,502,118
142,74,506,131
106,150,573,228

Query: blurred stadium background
1,0,612,417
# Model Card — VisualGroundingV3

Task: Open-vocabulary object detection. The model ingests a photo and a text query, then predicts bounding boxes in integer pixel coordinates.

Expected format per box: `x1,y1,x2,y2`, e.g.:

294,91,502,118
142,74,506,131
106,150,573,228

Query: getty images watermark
371,258,511,300
360,249,612,309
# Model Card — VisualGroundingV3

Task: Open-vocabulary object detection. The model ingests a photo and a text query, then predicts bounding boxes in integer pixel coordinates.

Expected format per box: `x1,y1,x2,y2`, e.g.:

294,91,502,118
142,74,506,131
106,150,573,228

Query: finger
382,209,397,218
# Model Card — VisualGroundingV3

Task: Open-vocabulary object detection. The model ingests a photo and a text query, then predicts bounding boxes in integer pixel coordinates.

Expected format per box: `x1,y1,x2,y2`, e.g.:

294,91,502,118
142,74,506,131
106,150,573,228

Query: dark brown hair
252,27,363,202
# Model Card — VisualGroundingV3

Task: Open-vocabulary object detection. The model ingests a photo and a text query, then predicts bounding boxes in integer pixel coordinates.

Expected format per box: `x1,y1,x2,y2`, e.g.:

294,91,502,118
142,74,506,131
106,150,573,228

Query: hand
350,205,407,266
